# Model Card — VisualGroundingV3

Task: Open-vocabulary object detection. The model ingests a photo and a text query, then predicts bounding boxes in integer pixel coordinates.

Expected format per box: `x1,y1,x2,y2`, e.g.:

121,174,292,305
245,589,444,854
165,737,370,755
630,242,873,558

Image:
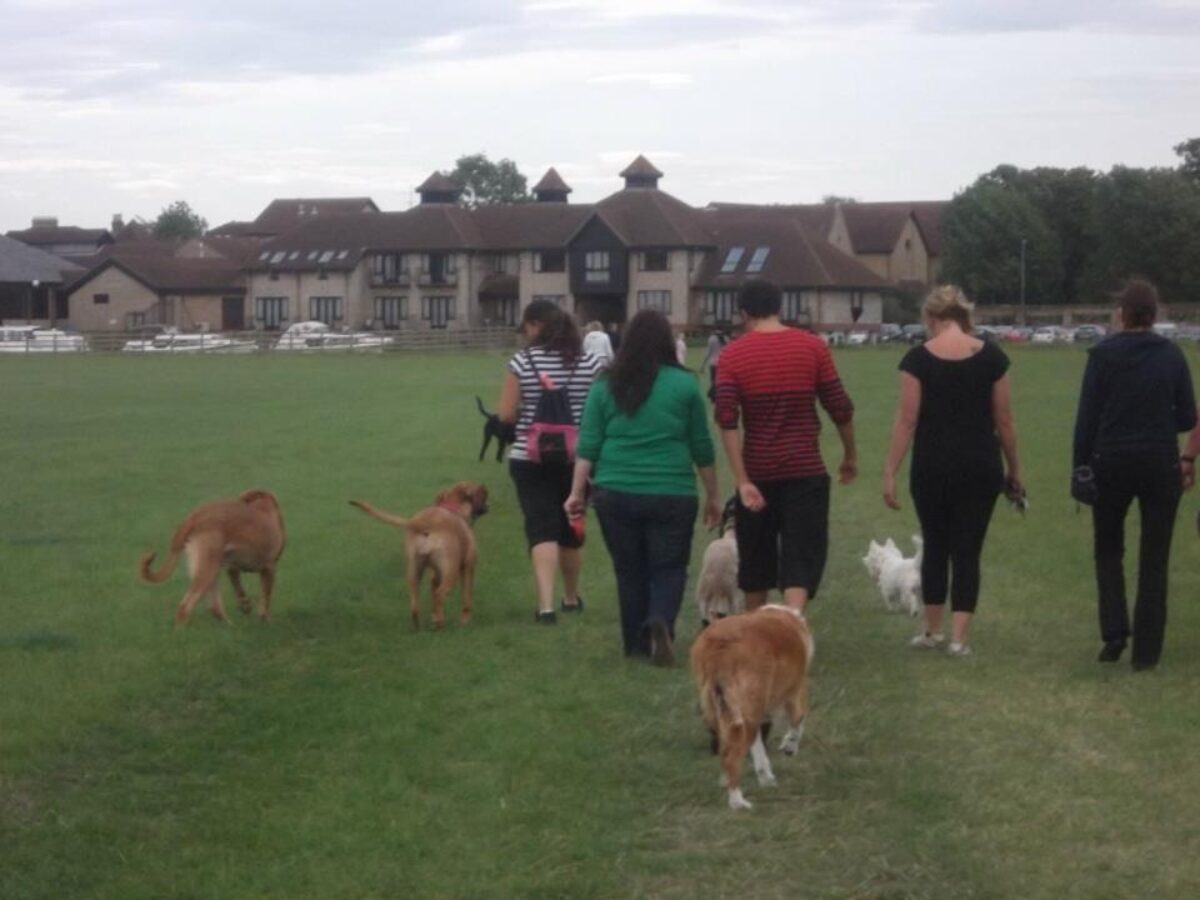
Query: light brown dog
690,605,814,810
140,490,286,627
349,482,488,629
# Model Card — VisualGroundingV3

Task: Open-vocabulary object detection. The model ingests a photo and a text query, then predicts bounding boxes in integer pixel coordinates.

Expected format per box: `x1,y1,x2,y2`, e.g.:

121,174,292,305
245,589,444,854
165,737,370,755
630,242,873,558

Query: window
374,296,407,329
258,251,271,261
782,291,811,323
309,296,343,325
533,294,568,309
704,290,737,325
336,250,349,260
487,254,512,275
637,290,671,314
420,253,457,283
719,247,744,274
93,293,109,305
270,251,286,264
641,249,670,271
318,250,335,264
307,250,320,261
126,311,146,329
585,251,610,283
255,296,289,330
421,295,455,329
746,246,770,273
287,251,300,261
534,250,565,273
373,253,406,284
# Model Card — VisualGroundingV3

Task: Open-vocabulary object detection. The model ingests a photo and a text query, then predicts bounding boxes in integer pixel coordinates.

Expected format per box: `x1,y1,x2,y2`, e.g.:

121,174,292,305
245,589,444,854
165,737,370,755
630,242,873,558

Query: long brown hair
606,310,682,415
522,299,581,363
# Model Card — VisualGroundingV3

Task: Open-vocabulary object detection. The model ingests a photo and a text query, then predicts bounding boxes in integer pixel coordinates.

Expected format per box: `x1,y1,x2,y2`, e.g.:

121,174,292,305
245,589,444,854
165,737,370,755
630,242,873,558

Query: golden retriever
690,605,814,810
139,489,286,627
349,482,489,629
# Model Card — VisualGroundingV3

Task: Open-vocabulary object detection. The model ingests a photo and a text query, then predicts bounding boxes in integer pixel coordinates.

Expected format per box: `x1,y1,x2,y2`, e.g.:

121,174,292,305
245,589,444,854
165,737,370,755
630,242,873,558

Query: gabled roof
908,201,949,255
415,173,464,194
209,220,266,238
593,188,713,248
533,167,572,195
69,254,246,296
705,202,838,236
695,212,890,290
250,197,379,236
839,203,918,255
0,234,84,283
619,155,663,179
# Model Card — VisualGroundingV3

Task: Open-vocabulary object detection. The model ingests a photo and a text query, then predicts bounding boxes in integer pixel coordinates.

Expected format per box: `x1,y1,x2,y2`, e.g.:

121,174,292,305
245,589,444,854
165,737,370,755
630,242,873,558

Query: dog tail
139,517,195,584
476,395,488,417
349,499,410,529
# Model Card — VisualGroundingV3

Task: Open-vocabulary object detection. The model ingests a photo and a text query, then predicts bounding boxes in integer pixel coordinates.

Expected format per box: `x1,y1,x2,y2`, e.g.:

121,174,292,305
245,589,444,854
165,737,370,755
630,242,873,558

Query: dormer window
719,247,744,274
746,247,770,273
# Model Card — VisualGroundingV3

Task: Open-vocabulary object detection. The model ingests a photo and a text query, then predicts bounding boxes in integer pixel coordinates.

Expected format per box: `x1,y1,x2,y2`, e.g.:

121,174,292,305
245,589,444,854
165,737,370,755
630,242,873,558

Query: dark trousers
592,488,698,656
1091,450,1182,667
735,476,830,596
910,475,1000,613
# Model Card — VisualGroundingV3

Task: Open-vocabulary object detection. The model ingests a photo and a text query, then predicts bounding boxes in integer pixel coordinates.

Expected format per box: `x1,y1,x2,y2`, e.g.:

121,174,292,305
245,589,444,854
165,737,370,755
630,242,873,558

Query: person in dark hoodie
1073,278,1197,671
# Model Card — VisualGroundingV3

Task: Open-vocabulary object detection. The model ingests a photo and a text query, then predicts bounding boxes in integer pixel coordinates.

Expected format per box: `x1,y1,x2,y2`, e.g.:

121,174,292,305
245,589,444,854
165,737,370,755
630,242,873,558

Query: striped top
507,347,602,461
714,328,854,481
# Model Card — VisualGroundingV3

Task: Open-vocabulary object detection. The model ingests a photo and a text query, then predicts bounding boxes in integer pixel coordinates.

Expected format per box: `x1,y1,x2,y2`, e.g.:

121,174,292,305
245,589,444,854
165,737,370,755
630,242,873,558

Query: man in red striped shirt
715,279,857,614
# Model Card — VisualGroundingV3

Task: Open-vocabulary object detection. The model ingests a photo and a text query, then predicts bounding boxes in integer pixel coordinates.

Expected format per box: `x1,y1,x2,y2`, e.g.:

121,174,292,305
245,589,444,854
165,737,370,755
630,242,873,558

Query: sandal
560,596,584,613
535,610,557,625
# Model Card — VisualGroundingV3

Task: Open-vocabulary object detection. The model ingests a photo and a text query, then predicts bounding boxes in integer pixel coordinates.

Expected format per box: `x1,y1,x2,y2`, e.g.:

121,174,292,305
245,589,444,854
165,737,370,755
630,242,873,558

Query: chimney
112,213,124,232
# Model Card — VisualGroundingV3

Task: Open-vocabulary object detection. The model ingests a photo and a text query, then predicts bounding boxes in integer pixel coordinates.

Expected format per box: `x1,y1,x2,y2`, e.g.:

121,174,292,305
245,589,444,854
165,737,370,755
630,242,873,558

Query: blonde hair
923,285,975,333
584,320,604,334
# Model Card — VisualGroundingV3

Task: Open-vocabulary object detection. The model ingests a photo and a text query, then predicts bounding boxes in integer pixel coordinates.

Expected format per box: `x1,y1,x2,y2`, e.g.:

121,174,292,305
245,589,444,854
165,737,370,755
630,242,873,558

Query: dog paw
727,790,753,811
755,770,777,788
780,736,801,756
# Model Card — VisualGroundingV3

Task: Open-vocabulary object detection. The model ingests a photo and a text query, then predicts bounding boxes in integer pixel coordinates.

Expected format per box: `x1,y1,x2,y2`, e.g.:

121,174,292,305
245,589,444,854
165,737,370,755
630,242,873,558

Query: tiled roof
71,254,246,295
594,188,713,247
695,211,890,290
209,220,267,238
908,201,948,255
472,203,593,249
416,173,464,194
6,225,113,249
250,197,379,236
705,202,837,236
533,167,572,195
0,235,84,283
839,203,917,254
619,155,663,178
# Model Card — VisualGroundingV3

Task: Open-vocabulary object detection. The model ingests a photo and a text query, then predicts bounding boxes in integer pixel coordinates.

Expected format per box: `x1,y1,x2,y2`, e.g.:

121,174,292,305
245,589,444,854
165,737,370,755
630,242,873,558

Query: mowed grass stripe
2,347,1199,899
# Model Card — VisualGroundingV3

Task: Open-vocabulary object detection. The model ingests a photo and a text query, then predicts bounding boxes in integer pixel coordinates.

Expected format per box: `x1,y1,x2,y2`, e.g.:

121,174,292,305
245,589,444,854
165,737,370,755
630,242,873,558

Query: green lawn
2,347,1199,900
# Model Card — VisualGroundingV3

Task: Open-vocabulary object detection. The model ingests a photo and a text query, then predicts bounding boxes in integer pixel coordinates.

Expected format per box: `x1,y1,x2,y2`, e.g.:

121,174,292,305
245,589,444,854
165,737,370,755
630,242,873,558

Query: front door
222,297,245,331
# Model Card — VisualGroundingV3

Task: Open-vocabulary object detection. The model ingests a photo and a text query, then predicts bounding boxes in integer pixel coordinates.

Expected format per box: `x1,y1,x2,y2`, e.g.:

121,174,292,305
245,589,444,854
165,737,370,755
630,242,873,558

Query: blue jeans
591,488,698,656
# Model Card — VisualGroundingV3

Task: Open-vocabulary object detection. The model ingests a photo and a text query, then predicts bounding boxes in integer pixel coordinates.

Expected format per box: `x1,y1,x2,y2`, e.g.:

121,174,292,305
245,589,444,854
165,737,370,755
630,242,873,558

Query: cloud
586,72,694,89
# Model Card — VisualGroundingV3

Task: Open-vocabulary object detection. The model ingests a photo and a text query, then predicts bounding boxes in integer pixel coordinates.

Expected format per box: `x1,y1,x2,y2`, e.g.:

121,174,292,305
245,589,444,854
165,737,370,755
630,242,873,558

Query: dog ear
471,484,489,507
239,489,275,507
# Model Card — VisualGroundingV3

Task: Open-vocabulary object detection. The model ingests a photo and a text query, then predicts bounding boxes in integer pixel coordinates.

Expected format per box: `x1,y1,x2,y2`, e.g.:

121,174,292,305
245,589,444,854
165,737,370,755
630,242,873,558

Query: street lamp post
1019,239,1027,326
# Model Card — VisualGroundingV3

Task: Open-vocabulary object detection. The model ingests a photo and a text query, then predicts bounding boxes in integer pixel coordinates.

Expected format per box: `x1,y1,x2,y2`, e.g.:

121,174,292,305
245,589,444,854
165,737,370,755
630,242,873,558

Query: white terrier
861,535,923,617
696,500,742,627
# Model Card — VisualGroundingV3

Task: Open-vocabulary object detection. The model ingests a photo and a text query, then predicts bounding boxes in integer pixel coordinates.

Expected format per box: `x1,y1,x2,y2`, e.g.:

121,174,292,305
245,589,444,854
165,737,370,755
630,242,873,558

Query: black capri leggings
910,475,1000,613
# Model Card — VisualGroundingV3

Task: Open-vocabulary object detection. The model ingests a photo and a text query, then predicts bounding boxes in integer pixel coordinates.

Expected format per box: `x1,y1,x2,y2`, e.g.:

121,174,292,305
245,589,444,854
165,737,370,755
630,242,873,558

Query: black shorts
735,475,830,595
509,459,582,550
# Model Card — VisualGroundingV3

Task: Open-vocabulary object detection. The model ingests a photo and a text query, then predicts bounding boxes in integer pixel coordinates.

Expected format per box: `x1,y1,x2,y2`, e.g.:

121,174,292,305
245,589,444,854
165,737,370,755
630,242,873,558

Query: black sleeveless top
899,340,1009,488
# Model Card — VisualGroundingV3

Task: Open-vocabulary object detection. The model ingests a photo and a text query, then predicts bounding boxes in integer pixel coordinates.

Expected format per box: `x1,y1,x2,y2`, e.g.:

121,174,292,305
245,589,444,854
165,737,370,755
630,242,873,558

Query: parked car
272,320,396,352
1004,326,1032,343
1030,327,1058,345
1152,322,1180,340
878,323,904,343
901,324,927,344
0,325,88,353
1073,324,1107,342
846,330,871,346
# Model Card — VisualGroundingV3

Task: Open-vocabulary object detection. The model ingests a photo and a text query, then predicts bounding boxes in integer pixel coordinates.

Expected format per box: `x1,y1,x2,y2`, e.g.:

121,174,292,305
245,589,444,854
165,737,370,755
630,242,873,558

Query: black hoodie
1073,331,1197,467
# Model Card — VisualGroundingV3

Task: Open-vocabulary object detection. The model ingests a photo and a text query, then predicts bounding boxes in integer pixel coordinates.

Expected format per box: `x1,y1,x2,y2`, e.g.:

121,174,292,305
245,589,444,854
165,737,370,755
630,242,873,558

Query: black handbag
1071,464,1099,506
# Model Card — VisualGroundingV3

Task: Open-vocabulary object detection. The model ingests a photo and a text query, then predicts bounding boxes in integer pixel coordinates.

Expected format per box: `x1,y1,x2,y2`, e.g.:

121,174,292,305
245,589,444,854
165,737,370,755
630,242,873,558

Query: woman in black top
1072,279,1196,670
883,287,1022,656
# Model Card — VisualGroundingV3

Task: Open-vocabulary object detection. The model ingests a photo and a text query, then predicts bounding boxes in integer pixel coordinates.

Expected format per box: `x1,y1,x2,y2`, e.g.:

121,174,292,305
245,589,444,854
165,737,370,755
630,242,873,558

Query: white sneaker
910,632,946,650
946,642,972,657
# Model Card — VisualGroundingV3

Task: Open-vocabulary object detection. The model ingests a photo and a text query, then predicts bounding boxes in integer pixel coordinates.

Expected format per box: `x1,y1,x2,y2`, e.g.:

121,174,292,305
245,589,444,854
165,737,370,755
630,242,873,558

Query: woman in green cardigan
565,310,721,664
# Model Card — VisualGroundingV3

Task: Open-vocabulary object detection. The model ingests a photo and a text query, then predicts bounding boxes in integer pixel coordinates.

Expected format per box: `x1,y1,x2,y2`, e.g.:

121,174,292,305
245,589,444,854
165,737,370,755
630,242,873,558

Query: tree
152,201,207,240
444,153,530,207
821,195,857,205
1175,137,1200,182
940,182,1063,306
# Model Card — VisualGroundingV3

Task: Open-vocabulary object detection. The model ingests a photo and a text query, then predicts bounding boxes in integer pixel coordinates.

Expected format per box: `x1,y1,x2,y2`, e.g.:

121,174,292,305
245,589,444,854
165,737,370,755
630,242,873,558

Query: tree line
941,139,1200,306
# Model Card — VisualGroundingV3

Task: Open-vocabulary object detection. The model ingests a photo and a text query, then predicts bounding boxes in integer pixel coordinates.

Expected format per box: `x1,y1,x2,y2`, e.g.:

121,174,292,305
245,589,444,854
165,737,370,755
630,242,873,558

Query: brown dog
690,605,814,810
140,490,286,627
349,482,488,629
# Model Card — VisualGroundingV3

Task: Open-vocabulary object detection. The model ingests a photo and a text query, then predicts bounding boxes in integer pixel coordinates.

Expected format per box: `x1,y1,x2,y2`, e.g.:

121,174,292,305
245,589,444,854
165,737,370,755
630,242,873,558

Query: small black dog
476,396,516,462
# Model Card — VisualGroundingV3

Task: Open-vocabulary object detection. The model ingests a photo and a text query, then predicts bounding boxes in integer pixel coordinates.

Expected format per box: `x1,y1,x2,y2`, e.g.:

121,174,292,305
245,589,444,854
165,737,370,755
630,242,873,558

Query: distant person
498,300,603,624
675,329,688,367
883,286,1022,657
700,328,730,402
607,321,622,353
566,310,720,664
1073,279,1196,670
715,278,857,616
582,320,614,368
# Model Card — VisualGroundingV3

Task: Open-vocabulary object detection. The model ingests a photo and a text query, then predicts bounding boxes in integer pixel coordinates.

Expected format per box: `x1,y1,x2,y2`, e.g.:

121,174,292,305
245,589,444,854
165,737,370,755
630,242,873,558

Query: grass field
2,345,1200,900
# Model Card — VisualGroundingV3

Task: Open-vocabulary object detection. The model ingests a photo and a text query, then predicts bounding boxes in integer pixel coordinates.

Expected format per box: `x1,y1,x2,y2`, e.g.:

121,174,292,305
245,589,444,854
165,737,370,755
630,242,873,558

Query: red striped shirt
714,328,854,481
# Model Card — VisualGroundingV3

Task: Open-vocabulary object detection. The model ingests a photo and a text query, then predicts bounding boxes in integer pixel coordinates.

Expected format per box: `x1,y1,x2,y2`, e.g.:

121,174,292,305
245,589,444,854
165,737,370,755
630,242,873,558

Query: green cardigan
576,366,716,496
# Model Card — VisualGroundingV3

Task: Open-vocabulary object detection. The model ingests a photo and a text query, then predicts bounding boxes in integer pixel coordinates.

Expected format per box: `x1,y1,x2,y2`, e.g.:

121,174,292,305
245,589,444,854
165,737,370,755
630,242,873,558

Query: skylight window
270,251,286,264
319,250,335,263
307,250,319,260
746,246,770,273
258,251,271,261
719,246,744,274
287,251,300,261
336,250,349,260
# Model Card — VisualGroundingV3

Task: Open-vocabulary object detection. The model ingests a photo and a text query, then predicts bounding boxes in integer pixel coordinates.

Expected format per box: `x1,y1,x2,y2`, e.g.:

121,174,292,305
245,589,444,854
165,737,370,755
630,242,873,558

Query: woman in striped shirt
498,300,603,623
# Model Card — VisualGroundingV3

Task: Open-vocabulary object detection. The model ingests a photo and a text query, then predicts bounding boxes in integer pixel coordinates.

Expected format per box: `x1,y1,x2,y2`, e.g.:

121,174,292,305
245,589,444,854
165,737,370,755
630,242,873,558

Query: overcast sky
1,0,1197,231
